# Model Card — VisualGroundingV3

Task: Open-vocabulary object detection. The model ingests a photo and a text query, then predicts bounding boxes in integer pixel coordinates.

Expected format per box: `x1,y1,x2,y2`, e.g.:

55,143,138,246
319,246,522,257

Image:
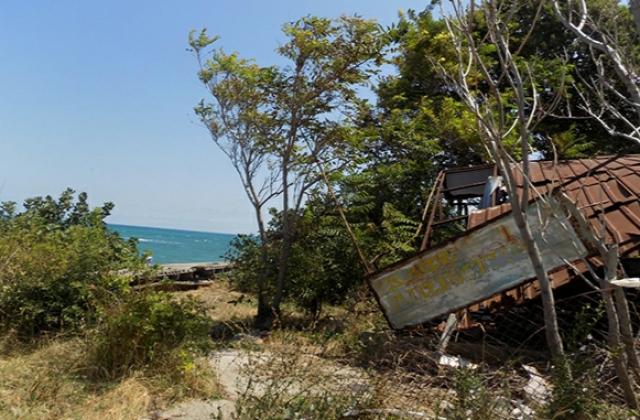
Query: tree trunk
609,244,640,381
512,207,567,362
600,282,637,408
601,248,638,409
631,0,640,34
614,286,640,381
272,163,291,319
560,194,638,405
254,206,274,329
494,149,567,366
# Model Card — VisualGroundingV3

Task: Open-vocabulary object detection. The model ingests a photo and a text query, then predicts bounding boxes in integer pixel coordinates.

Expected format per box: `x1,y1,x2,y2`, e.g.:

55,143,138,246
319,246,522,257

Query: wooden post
421,174,445,251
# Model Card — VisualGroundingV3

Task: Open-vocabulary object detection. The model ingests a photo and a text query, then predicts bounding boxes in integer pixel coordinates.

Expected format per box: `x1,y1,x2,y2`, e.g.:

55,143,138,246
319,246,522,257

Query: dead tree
552,0,640,145
551,0,640,406
438,0,568,364
559,195,638,408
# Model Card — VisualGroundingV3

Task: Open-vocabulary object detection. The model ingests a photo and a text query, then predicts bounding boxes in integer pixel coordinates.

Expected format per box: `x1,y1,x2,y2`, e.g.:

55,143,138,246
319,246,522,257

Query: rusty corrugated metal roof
464,154,640,313
469,154,640,247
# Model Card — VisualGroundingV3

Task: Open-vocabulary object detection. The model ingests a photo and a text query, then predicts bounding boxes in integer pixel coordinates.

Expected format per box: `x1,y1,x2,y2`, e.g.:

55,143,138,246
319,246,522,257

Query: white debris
522,365,551,404
610,277,640,288
494,397,535,419
437,354,479,370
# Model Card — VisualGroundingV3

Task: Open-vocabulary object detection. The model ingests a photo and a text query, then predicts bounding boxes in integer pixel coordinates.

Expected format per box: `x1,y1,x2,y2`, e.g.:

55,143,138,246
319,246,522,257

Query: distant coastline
108,223,236,264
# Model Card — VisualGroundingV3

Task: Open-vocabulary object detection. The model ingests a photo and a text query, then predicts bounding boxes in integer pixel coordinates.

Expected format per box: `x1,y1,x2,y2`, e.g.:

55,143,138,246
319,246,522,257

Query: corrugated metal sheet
369,199,588,329
468,155,640,245
465,154,640,311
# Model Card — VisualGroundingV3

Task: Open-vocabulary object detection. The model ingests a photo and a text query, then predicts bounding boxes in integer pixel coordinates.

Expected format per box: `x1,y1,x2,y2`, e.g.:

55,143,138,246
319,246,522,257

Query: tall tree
374,3,639,163
551,0,640,407
192,16,385,326
190,32,281,325
262,16,386,320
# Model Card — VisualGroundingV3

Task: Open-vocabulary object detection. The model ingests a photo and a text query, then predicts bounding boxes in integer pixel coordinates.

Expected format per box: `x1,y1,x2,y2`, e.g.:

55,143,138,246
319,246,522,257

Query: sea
108,224,236,264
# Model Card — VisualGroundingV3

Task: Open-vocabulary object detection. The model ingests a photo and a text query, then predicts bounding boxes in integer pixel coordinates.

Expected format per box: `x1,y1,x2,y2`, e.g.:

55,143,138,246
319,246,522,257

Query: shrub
0,190,143,337
86,291,212,380
226,208,364,319
225,234,266,294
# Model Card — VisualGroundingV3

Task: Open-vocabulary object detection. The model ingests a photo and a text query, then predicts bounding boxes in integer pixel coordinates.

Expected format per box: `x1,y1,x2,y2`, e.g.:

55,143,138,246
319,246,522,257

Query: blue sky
0,0,426,234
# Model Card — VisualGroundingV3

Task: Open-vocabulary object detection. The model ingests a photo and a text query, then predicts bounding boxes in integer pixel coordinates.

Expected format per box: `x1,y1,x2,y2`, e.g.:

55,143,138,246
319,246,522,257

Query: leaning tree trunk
512,207,567,362
601,248,638,409
561,195,638,408
613,286,640,381
493,146,568,366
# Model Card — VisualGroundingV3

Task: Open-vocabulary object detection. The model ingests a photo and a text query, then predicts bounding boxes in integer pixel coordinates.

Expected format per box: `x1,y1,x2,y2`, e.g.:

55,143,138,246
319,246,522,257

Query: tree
436,0,569,366
263,16,385,321
190,32,281,326
551,0,640,407
436,0,640,406
552,0,640,144
377,3,639,163
192,16,386,326
560,195,639,408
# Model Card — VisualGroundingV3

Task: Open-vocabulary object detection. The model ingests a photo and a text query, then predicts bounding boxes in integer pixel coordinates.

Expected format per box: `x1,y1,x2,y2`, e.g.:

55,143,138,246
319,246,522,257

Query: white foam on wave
138,238,181,245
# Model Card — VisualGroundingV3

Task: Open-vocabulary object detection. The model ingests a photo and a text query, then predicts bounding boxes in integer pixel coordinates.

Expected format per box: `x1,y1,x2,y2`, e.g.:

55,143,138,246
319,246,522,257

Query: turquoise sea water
109,224,236,264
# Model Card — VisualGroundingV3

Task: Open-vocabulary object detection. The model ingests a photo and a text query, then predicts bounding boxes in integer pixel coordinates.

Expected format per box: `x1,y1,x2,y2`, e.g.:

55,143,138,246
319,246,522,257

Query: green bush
225,234,266,294
86,291,212,380
0,189,143,337
226,208,364,319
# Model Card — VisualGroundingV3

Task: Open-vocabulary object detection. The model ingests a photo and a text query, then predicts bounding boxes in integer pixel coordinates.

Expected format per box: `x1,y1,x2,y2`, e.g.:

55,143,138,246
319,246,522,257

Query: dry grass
0,282,240,420
183,282,451,417
0,337,220,420
5,281,633,418
0,338,149,420
180,278,256,323
0,281,437,419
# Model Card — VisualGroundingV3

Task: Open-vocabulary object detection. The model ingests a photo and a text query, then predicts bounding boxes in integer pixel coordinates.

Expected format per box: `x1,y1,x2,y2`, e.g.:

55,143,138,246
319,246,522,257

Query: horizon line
107,222,241,236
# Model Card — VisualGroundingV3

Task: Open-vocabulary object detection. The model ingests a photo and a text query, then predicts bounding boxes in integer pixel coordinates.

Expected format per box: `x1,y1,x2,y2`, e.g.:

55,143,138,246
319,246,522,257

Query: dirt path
154,348,370,419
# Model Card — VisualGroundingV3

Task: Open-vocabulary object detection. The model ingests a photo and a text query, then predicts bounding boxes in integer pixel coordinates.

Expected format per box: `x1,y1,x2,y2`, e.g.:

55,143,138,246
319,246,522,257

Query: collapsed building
369,155,640,339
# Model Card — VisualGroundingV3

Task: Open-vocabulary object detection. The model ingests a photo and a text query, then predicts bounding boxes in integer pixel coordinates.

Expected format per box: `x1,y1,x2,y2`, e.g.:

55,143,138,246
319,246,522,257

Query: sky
0,0,427,234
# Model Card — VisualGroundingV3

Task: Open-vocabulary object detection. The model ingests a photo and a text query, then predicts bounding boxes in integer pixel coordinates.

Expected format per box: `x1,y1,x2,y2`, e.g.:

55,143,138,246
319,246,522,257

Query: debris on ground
437,354,479,370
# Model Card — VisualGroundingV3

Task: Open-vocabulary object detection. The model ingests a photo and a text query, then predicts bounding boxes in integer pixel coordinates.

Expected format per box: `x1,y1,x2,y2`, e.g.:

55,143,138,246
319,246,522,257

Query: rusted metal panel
369,199,588,330
462,155,640,310
468,155,640,249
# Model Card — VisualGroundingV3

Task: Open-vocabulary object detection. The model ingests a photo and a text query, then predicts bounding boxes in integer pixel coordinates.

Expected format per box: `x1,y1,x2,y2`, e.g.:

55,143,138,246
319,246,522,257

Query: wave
138,238,181,245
